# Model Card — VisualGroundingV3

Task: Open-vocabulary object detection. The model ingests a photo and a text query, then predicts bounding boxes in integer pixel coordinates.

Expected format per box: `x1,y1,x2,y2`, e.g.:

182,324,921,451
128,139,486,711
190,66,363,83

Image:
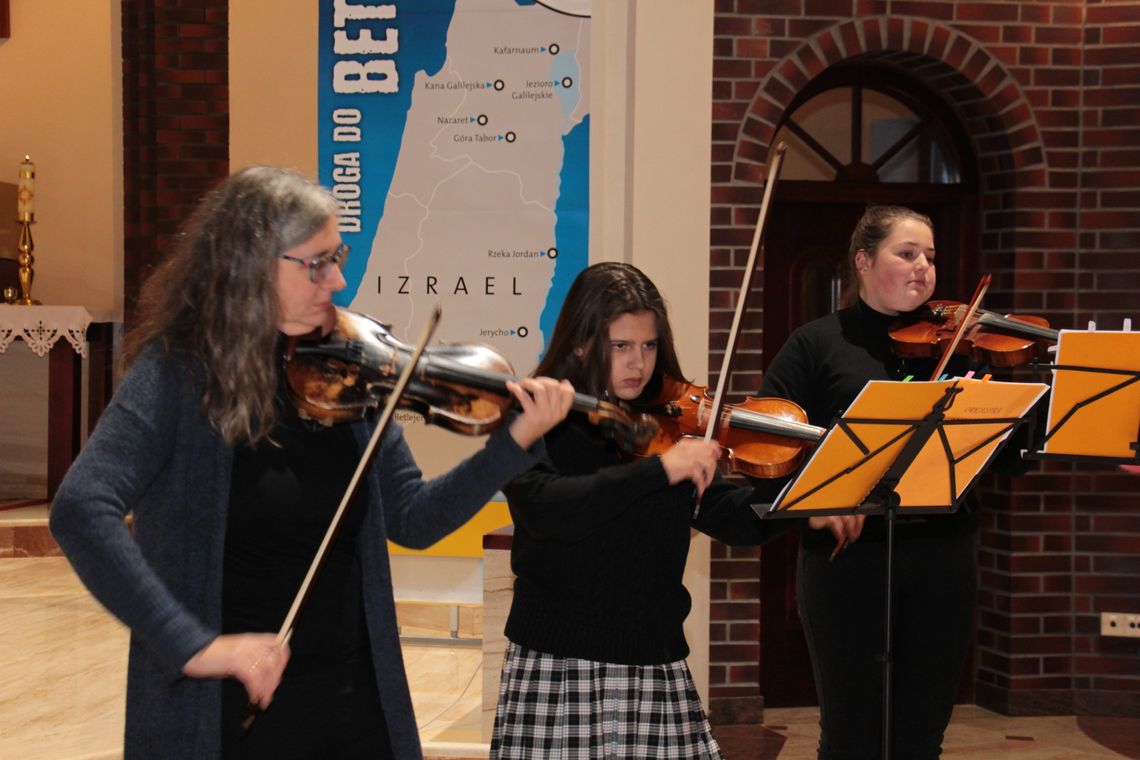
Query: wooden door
758,200,859,707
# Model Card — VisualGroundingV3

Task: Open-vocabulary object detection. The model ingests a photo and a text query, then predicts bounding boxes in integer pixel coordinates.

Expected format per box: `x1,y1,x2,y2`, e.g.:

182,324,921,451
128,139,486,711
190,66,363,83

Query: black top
758,298,979,547
223,391,369,672
502,414,779,665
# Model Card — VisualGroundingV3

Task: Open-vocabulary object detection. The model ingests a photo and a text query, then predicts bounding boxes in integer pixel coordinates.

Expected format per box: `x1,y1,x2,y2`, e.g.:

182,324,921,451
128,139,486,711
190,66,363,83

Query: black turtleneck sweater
502,415,779,666
757,298,980,547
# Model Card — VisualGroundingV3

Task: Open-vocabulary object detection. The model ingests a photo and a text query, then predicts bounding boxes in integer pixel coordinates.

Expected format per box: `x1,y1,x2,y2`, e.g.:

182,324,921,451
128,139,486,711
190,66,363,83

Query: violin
889,299,1059,369
283,307,658,449
634,378,825,479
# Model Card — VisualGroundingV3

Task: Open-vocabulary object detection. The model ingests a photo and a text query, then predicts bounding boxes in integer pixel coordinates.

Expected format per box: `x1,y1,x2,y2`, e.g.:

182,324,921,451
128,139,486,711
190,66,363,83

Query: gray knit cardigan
50,346,540,759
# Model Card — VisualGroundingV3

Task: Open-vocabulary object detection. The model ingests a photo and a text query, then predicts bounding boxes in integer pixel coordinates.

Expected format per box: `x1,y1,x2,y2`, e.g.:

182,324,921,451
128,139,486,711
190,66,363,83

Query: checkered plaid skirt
490,643,725,759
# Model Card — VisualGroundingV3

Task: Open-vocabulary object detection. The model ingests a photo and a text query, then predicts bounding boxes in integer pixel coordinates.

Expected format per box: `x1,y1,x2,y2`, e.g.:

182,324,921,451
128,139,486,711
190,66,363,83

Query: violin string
929,275,990,380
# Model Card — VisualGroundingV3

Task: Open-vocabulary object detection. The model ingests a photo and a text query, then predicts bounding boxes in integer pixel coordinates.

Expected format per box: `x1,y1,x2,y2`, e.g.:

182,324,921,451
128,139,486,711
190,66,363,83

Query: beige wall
231,0,319,177
0,1,122,497
0,0,122,318
596,0,715,702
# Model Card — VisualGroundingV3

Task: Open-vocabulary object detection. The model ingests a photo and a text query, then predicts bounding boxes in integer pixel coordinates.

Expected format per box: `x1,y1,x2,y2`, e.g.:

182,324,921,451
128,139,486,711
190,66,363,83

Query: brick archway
731,17,1046,199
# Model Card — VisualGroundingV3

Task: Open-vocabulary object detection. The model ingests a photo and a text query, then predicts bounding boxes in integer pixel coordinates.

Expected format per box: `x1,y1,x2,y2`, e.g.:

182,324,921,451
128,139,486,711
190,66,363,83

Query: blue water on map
319,0,457,305
539,114,588,360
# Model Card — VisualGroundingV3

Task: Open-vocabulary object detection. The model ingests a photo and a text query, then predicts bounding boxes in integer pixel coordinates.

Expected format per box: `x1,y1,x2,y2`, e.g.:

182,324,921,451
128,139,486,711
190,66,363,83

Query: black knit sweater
502,415,778,665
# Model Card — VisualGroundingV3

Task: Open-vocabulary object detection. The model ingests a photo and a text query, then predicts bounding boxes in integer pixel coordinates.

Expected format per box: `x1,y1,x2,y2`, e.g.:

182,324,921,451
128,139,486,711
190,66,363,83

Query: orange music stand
761,377,1048,518
1026,329,1140,464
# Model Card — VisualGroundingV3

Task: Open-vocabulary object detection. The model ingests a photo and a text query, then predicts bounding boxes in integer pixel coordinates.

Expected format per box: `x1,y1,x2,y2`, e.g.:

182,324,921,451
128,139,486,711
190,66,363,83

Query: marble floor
715,706,1140,760
2,504,1137,760
0,504,488,760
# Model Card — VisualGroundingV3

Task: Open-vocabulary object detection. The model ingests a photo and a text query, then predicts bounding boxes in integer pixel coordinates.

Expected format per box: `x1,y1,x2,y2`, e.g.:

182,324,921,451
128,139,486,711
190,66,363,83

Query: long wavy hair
839,205,933,307
534,262,686,400
121,166,338,445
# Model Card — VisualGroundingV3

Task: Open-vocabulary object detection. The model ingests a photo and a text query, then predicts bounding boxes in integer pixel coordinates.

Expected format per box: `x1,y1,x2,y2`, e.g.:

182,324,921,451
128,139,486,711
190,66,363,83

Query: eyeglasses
278,242,350,284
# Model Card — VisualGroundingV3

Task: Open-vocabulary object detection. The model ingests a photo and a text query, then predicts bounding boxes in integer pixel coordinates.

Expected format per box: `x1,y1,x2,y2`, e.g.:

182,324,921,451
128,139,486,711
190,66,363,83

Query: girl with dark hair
490,262,780,759
50,166,575,760
759,205,984,759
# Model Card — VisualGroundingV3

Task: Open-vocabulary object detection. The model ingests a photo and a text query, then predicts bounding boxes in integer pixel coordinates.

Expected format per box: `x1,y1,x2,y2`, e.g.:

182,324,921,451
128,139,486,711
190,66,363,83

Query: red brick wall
711,0,1140,717
122,0,229,322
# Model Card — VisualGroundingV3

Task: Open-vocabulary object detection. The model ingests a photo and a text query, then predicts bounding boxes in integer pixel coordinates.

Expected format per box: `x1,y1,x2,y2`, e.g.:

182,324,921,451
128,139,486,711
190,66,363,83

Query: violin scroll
585,403,659,452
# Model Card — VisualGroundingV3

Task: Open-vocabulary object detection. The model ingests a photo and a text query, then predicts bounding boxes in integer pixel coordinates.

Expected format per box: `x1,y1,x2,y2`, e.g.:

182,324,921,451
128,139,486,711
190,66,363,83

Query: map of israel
319,0,591,377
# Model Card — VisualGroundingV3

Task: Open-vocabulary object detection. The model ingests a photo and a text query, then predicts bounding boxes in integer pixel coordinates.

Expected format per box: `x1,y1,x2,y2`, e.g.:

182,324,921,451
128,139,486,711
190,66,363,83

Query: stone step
0,501,59,558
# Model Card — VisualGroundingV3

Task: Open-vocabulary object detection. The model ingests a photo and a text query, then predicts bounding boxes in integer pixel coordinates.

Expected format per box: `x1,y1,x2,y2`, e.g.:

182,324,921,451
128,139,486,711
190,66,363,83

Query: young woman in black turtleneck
490,262,782,760
758,205,979,760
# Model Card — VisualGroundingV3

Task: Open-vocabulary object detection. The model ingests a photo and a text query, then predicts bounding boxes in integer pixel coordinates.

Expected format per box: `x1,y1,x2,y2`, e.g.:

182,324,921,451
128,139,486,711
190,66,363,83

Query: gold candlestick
17,219,38,304
16,156,38,305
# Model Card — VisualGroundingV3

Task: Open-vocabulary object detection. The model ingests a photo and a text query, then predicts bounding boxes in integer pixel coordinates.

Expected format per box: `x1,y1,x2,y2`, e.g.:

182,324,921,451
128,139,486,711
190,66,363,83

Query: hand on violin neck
659,437,721,499
505,377,575,449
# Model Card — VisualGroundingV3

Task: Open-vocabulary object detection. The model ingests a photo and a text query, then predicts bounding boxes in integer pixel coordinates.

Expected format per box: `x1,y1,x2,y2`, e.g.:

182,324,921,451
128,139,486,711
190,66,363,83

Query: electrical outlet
1100,612,1140,638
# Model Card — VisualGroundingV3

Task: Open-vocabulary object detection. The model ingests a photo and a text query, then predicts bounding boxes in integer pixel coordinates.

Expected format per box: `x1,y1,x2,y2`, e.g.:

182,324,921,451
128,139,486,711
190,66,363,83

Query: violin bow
928,273,991,381
696,142,787,517
243,304,443,730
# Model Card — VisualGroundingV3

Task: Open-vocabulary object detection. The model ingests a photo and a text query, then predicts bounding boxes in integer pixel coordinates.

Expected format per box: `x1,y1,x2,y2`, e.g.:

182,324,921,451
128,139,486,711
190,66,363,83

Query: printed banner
318,0,591,381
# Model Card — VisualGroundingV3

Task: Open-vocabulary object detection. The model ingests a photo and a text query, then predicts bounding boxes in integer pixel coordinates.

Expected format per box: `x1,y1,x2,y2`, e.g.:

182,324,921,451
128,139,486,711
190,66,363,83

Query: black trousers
797,528,977,760
220,657,393,760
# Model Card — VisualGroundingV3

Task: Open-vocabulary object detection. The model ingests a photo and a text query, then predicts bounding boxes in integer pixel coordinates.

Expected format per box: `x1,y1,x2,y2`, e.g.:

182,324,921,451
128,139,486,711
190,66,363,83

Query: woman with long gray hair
51,166,574,759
